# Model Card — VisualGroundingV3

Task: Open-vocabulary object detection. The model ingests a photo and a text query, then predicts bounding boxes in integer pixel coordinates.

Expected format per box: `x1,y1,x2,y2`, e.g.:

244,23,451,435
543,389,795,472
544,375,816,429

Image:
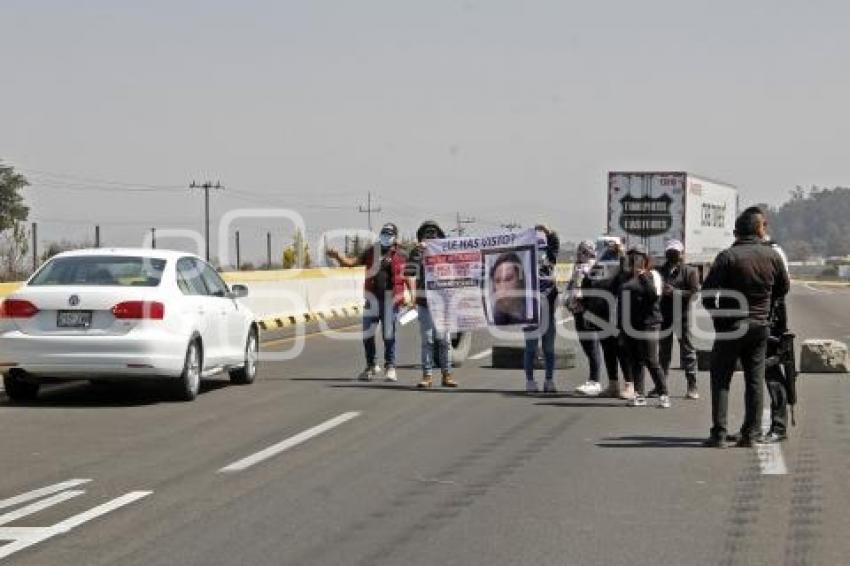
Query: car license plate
57,310,93,328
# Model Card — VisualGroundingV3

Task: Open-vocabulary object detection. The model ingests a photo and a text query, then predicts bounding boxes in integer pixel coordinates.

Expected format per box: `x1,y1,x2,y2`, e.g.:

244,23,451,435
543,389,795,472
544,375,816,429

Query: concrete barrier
800,339,849,373
222,268,366,330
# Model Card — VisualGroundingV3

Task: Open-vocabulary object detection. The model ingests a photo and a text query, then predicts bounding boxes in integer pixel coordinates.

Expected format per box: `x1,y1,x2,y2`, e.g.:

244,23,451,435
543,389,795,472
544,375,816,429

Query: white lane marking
218,411,362,473
469,349,492,361
0,479,91,511
48,491,152,534
757,409,787,475
803,282,833,294
0,491,85,526
0,491,152,560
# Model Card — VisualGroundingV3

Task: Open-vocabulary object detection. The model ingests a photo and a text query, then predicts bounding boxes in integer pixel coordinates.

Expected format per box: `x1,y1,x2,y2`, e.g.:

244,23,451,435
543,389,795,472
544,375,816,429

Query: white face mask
379,234,395,248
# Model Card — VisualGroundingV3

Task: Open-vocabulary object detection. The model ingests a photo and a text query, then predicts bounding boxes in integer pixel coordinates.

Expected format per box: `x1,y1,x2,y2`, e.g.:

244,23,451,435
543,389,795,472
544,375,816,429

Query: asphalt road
1,282,849,565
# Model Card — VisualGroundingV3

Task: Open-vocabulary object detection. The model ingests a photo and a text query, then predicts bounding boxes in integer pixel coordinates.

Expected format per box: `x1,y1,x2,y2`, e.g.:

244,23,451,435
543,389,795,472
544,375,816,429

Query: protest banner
424,228,540,332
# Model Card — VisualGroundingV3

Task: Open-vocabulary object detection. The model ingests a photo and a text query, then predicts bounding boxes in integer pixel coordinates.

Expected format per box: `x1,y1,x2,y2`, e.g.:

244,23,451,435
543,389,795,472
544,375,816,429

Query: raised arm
326,247,362,268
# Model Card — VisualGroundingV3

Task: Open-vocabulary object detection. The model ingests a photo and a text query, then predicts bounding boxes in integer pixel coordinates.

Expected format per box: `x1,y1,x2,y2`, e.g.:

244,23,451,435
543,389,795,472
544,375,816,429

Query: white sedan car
0,249,259,402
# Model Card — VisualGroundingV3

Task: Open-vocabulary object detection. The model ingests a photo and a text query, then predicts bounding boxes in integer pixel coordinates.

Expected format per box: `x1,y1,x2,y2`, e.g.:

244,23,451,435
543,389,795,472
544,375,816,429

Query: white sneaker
543,380,557,394
384,366,397,382
630,395,647,407
575,381,602,396
358,365,379,381
658,394,671,409
526,380,539,394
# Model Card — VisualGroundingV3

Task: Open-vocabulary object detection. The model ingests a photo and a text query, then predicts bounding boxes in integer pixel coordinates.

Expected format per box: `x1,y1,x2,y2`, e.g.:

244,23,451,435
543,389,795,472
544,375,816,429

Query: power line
190,180,224,261
452,212,476,236
358,191,382,232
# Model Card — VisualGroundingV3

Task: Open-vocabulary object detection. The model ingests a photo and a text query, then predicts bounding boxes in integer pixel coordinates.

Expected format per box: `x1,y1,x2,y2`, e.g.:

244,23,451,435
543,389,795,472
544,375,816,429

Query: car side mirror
228,284,249,299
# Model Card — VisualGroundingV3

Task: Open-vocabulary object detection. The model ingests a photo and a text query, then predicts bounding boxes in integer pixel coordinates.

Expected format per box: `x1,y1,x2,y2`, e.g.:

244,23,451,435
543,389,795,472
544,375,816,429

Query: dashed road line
218,411,361,473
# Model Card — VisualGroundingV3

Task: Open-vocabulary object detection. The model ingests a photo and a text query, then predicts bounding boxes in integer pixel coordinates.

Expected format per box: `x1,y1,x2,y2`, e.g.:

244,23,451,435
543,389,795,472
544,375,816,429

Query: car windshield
29,256,167,287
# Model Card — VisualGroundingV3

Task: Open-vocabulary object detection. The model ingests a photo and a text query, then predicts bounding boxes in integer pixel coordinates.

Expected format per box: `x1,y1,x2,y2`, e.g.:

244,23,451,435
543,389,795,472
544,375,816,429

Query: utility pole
31,222,38,272
358,191,382,232
190,180,224,261
95,225,101,248
501,222,521,232
235,230,241,271
266,232,272,269
151,228,156,249
453,212,476,236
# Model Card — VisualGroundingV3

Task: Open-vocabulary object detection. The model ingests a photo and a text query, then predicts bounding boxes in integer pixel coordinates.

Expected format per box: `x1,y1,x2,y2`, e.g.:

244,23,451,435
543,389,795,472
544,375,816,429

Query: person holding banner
407,220,457,388
327,223,412,382
523,224,560,394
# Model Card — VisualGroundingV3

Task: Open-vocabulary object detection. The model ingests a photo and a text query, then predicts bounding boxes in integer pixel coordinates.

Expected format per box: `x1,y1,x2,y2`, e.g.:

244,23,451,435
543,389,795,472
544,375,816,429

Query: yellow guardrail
0,282,22,297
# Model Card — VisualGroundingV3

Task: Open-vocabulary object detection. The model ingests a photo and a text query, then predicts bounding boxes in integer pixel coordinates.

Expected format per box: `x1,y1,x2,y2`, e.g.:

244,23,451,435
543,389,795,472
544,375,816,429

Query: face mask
379,234,395,248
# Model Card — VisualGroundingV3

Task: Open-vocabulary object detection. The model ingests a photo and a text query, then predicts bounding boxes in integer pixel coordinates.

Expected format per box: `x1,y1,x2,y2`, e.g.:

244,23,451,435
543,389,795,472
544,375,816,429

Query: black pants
710,323,769,440
659,314,697,379
765,340,788,435
600,335,625,383
575,313,601,382
621,328,667,396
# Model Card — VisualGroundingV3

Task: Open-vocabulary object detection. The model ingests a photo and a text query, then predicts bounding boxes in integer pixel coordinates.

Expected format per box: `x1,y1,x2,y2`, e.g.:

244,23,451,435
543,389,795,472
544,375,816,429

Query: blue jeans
363,298,398,367
418,304,452,375
524,293,557,381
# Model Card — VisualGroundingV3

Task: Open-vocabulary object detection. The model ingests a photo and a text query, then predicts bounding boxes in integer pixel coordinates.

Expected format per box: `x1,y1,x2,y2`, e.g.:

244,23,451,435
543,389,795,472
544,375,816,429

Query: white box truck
607,171,738,271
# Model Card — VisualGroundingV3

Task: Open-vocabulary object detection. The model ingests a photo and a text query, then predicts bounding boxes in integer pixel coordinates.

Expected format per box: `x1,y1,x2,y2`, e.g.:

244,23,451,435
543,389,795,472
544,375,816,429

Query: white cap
665,239,684,253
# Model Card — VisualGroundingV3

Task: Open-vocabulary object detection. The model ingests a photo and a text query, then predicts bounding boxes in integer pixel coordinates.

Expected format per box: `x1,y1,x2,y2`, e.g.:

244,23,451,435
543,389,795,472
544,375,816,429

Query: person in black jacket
618,244,669,408
701,207,790,448
658,239,701,399
523,225,560,394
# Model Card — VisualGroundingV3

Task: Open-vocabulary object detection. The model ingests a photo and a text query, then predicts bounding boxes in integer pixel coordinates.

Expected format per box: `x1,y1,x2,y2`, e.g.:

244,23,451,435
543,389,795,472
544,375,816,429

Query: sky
2,0,849,265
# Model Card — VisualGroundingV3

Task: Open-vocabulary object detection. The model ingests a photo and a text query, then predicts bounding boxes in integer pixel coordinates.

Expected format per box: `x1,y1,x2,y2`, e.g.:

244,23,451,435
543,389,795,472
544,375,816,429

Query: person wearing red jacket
327,223,412,381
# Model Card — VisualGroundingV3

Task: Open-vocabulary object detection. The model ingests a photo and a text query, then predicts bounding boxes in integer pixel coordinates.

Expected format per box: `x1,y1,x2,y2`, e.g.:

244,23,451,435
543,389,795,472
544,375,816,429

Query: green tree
0,161,29,231
282,246,296,269
0,222,30,280
0,162,30,279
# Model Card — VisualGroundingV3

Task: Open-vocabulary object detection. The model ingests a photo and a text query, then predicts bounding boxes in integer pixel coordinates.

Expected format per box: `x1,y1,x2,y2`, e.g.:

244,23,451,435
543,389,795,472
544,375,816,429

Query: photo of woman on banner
482,248,539,326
